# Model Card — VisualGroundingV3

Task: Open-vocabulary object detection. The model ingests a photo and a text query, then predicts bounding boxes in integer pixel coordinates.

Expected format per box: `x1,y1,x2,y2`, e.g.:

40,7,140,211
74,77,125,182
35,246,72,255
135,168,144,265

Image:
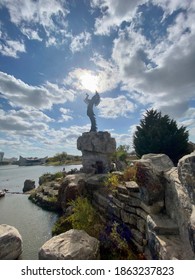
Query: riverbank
0,164,81,259
45,160,82,166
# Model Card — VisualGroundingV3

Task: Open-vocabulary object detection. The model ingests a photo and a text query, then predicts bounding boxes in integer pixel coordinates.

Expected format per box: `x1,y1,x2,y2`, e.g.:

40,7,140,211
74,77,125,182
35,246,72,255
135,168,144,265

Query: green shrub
100,222,136,260
52,215,72,236
110,222,136,259
123,165,137,182
133,109,190,165
53,171,64,180
47,196,57,203
66,197,103,238
104,174,121,192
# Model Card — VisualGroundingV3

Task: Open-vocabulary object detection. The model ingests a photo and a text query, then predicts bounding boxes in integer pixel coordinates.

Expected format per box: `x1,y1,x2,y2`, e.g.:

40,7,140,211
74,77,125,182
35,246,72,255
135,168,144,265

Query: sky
0,0,195,159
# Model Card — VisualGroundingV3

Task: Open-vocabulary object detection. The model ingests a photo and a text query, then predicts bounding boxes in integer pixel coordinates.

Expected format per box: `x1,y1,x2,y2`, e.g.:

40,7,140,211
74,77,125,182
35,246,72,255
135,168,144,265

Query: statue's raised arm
84,91,100,132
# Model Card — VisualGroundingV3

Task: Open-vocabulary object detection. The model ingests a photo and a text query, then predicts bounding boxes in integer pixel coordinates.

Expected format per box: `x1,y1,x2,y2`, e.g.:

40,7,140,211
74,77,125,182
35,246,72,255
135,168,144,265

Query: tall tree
133,109,190,165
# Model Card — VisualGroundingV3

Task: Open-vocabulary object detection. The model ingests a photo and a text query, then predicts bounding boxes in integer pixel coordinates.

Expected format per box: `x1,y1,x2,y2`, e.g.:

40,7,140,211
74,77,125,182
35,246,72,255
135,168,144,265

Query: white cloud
0,71,75,109
59,107,73,122
44,124,90,154
90,0,193,35
110,5,195,119
91,54,120,93
91,0,144,35
1,0,68,27
0,109,49,133
177,107,195,142
98,96,135,119
0,39,26,58
64,55,120,94
0,0,70,47
112,29,149,81
70,31,91,53
152,0,192,16
21,27,42,41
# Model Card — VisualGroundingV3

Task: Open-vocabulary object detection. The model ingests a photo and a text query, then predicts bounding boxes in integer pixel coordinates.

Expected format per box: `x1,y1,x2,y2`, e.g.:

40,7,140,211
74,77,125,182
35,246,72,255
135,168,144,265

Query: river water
0,164,81,260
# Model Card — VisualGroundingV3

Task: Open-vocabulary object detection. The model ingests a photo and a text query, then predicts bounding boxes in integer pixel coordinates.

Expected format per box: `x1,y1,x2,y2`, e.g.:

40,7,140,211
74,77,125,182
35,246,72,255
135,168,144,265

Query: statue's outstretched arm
84,93,90,104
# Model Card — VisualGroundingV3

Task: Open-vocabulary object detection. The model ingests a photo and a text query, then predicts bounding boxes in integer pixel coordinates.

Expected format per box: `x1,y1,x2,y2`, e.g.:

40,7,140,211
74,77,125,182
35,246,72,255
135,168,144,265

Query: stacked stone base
77,131,116,173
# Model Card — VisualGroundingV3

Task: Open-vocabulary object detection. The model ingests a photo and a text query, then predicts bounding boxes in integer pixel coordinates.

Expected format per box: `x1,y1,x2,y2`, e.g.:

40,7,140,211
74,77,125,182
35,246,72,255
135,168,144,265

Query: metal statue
84,91,101,132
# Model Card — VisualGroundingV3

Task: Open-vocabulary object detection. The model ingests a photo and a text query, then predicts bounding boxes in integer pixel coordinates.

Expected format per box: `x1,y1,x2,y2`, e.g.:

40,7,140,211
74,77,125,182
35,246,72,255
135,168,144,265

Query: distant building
3,157,18,163
19,156,48,166
0,152,4,162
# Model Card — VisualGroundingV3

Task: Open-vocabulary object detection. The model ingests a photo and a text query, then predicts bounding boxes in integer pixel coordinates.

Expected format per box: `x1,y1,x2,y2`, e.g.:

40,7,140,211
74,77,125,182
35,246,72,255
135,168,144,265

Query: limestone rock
0,224,22,260
77,131,116,173
141,154,174,172
147,214,179,235
125,181,140,193
165,168,192,233
29,182,61,211
23,179,35,192
178,151,195,203
164,167,194,258
188,205,195,253
58,174,86,212
147,230,186,260
77,131,116,154
39,229,100,260
135,160,165,208
85,174,107,189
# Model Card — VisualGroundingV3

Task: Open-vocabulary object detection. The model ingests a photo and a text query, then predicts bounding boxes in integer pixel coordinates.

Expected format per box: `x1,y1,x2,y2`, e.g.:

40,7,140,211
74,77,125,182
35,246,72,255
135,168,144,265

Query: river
0,164,81,260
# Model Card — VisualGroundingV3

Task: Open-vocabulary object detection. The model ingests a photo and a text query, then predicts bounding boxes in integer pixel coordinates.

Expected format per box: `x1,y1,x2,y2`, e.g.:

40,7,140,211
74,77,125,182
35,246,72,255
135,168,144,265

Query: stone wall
58,152,195,260
85,152,195,259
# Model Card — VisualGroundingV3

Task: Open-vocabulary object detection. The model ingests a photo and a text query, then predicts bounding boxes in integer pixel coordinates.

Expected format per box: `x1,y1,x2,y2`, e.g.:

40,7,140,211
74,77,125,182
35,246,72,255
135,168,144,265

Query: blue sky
0,0,195,158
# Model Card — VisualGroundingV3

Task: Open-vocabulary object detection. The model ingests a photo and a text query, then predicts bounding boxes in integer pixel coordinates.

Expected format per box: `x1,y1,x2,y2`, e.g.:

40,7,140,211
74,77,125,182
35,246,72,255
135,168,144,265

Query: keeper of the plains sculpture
78,90,116,173
84,91,100,132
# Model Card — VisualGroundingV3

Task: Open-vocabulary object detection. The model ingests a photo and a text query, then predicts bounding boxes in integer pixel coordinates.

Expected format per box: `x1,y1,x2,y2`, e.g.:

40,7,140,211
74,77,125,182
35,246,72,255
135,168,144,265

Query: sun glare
80,72,98,92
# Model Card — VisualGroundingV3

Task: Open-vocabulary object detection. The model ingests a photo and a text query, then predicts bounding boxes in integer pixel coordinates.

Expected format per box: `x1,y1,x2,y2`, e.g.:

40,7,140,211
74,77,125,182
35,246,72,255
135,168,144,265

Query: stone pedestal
77,131,116,173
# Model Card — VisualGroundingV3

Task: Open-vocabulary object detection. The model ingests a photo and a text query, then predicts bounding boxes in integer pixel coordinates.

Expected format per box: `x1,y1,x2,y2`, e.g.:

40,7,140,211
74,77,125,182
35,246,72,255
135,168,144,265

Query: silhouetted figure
84,91,100,132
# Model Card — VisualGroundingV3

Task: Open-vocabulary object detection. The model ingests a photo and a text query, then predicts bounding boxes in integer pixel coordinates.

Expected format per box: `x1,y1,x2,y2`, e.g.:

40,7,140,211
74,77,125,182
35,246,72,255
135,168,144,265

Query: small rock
23,179,35,193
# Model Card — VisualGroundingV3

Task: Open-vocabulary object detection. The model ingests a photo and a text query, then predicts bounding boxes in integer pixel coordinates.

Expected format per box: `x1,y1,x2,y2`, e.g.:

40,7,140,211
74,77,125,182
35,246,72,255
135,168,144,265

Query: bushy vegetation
123,165,137,181
133,109,190,165
65,197,103,238
39,171,64,185
104,164,138,192
52,215,72,236
104,173,121,192
52,196,139,259
113,145,130,162
46,152,81,165
100,222,136,260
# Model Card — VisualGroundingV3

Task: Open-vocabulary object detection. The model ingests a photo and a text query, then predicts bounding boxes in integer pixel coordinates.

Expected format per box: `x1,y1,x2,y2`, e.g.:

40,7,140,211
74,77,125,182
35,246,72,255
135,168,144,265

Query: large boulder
135,154,174,209
135,160,165,207
0,224,23,259
178,151,195,203
58,174,86,212
141,154,174,171
164,168,194,258
39,229,100,260
23,179,35,193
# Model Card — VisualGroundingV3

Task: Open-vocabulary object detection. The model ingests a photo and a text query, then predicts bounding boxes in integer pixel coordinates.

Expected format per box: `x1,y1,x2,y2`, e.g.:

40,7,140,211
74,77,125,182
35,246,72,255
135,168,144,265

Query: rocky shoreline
1,152,195,260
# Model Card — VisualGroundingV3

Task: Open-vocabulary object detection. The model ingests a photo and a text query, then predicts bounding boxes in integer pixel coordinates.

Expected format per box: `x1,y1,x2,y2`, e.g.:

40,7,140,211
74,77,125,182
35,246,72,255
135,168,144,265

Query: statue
84,91,100,132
